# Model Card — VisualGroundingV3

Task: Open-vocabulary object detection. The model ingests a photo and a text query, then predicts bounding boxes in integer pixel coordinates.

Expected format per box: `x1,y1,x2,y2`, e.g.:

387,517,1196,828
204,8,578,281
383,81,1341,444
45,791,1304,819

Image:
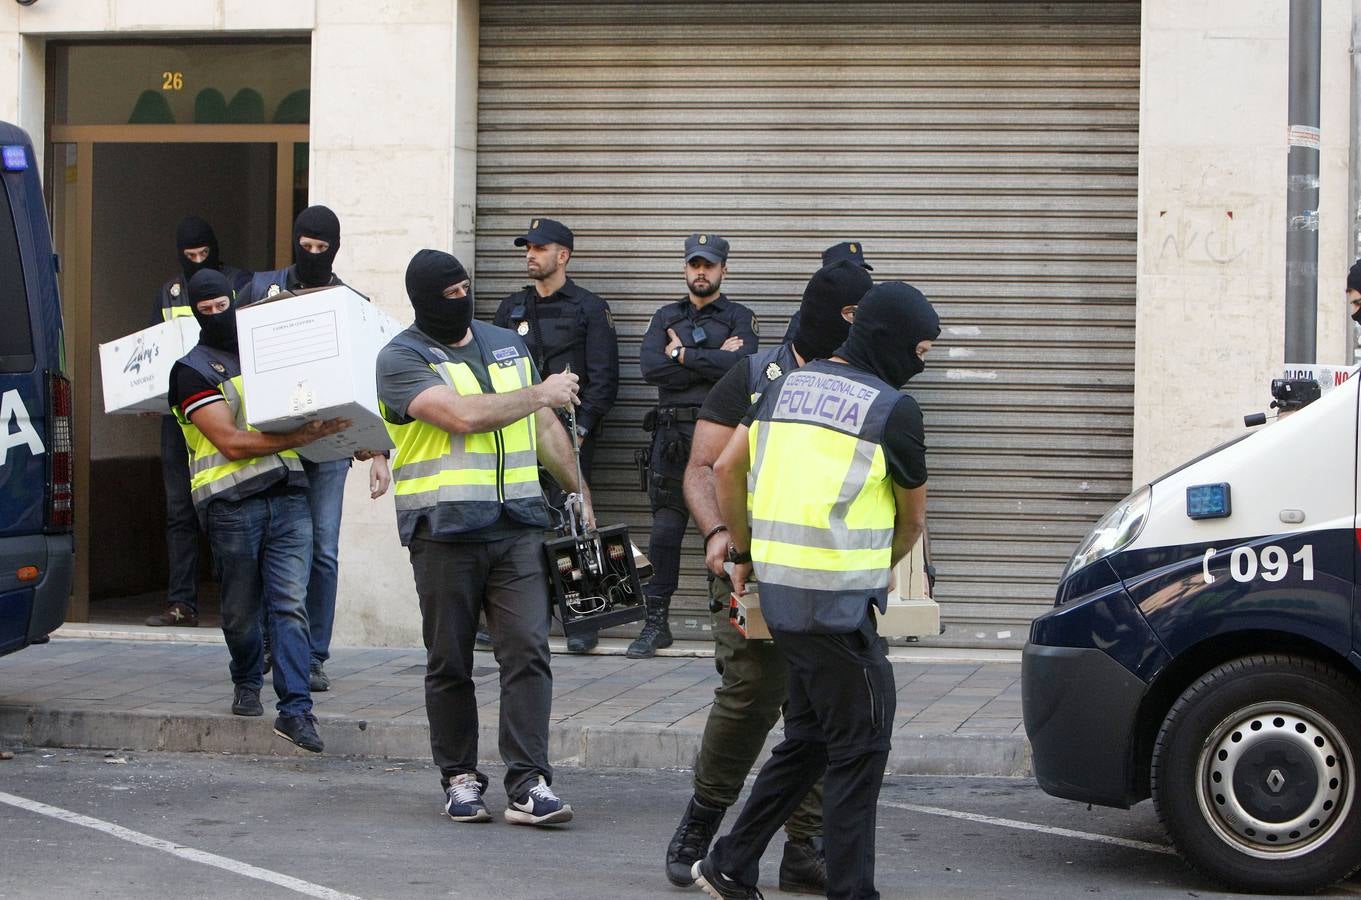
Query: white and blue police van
1024,368,1361,894
0,121,73,658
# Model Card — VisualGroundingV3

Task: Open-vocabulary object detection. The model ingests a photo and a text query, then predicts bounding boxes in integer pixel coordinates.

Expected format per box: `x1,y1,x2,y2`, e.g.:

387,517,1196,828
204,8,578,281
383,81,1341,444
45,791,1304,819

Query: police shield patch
170,283,181,298
765,361,783,381
517,321,530,336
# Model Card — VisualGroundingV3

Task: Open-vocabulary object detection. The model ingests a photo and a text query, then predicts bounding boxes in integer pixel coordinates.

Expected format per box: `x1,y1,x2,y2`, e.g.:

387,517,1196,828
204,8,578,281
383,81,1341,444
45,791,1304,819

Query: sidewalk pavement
0,627,1030,777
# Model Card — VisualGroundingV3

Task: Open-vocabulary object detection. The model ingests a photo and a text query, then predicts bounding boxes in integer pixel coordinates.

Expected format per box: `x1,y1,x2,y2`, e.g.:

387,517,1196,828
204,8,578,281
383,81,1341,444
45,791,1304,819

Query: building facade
0,0,1353,649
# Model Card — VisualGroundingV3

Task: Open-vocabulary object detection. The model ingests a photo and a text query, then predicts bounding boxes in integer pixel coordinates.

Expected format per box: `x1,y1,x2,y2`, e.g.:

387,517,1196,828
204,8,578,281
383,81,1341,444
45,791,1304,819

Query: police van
1023,368,1361,893
0,121,73,658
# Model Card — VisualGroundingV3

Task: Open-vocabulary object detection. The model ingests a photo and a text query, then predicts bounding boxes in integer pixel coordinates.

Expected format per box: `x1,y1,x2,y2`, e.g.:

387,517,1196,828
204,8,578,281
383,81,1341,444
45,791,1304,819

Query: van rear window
0,177,34,373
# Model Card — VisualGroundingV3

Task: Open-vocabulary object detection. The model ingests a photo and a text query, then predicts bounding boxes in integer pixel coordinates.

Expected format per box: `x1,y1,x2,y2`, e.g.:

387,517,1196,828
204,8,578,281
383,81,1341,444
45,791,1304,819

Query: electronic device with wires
542,367,648,636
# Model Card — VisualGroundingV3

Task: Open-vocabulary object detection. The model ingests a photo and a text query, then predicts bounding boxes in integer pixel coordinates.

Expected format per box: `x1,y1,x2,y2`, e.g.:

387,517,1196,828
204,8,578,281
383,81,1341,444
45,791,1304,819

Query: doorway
49,130,308,624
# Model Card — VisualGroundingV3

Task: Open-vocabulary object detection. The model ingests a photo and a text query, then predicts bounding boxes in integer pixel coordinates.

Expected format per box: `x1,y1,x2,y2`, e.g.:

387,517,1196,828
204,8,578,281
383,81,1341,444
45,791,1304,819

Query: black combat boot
778,836,827,895
626,595,673,659
666,795,726,886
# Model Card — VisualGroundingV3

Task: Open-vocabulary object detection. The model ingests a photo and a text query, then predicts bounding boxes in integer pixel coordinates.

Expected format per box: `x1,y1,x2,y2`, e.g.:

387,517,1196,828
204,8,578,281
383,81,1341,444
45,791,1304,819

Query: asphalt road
0,749,1356,899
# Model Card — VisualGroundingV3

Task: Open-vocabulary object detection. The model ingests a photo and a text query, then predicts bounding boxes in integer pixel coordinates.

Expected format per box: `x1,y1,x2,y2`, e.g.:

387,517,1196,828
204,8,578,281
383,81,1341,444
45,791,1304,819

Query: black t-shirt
742,382,927,489
169,360,226,421
698,360,754,428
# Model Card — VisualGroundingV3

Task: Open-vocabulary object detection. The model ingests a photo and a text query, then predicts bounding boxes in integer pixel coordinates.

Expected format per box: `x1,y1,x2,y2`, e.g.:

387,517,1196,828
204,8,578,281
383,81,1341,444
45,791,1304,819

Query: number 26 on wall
161,72,184,91
1202,544,1314,584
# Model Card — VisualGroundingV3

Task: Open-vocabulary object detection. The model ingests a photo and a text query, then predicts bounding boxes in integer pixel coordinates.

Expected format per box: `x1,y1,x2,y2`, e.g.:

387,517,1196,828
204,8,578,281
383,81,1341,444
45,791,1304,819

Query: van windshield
0,177,34,373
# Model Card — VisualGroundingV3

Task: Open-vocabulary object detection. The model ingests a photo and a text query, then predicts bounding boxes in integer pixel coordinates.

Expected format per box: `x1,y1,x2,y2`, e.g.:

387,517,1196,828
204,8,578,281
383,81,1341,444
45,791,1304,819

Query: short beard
688,277,721,298
528,260,559,282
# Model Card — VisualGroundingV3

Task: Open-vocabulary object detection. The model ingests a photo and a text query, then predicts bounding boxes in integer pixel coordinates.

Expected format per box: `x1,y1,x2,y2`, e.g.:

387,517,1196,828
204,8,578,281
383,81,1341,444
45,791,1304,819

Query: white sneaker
444,773,491,823
504,776,573,826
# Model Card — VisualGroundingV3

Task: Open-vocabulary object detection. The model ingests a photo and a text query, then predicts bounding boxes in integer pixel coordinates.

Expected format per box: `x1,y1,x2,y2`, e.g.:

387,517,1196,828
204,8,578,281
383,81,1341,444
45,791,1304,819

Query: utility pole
1285,0,1321,364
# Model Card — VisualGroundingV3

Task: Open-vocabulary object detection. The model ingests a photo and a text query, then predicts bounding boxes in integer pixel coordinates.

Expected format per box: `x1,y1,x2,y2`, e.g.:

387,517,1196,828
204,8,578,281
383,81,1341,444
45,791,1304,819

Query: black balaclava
793,260,873,362
176,216,221,282
293,205,341,288
188,269,238,353
1349,260,1361,324
833,282,941,387
406,249,474,345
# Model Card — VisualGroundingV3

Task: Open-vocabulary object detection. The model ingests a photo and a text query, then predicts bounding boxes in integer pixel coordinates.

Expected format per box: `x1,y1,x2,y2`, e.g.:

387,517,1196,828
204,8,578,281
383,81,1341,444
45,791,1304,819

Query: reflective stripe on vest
748,361,898,632
384,323,547,543
173,347,303,511
162,305,194,321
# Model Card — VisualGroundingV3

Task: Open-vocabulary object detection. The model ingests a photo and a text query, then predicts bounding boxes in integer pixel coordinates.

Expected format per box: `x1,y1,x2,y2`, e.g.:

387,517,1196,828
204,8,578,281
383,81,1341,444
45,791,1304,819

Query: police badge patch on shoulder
210,362,226,374
517,321,530,336
266,284,281,297
765,361,783,381
751,314,760,336
170,283,181,298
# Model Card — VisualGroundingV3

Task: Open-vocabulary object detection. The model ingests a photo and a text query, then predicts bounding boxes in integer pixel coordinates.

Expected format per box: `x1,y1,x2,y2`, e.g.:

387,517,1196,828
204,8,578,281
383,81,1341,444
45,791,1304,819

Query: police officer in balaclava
145,217,253,629
238,204,380,696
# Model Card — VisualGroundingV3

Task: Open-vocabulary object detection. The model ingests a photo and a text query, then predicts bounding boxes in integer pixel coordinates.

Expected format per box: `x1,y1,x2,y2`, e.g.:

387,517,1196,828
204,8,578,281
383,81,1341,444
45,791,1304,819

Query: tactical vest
745,342,801,403
383,322,550,545
748,359,899,634
160,265,249,321
159,278,194,321
172,345,306,516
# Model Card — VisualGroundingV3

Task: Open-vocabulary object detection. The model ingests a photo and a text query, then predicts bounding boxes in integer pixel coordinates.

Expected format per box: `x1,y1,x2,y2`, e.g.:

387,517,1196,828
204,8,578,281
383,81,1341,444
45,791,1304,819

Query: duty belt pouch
634,446,651,492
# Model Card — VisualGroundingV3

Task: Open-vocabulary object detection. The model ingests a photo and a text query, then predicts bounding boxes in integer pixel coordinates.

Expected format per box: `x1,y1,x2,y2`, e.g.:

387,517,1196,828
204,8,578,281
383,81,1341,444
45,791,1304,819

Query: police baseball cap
685,232,729,264
822,241,873,271
514,217,574,251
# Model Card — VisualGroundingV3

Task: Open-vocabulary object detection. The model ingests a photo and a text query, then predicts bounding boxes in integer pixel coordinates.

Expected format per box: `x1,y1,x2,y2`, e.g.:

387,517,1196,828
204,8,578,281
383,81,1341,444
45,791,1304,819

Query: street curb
0,704,1033,777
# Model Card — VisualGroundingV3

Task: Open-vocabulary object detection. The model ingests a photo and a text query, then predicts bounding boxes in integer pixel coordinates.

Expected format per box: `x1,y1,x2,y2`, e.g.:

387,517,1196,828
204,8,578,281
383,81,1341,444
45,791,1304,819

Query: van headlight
1063,484,1151,580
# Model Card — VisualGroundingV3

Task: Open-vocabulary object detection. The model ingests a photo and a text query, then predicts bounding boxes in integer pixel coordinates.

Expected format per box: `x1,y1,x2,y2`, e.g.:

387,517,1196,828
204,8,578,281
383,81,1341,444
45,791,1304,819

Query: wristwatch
726,546,752,565
669,346,682,362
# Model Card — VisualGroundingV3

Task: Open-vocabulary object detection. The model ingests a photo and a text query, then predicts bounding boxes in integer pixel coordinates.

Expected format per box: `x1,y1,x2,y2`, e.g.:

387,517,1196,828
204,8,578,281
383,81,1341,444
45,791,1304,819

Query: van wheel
1151,655,1361,894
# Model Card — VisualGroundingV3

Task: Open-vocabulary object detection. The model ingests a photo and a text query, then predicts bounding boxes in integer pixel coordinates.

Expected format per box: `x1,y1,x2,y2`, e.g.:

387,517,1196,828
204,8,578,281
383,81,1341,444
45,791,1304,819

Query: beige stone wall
310,0,480,649
1134,0,1356,485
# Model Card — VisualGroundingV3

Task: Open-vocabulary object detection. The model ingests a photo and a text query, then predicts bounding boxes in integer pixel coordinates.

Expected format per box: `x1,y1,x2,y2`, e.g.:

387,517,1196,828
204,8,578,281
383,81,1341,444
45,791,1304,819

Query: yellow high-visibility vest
748,359,899,633
382,322,549,545
172,345,305,517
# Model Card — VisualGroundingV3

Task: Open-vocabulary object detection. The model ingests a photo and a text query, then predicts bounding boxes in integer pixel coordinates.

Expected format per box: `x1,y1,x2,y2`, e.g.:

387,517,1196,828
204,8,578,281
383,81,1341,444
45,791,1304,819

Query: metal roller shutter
476,0,1139,648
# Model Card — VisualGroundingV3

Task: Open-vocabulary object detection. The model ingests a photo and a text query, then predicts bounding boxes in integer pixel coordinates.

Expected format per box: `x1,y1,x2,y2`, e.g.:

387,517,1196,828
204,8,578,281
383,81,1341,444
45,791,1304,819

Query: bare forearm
218,429,307,461
683,463,723,535
890,483,928,567
536,409,588,498
891,520,924,568
409,384,546,435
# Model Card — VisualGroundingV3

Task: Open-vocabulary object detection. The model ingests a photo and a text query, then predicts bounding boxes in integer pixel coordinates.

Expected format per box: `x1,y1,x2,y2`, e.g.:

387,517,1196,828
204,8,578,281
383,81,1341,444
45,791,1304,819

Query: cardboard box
98,317,200,414
728,533,940,640
237,286,402,462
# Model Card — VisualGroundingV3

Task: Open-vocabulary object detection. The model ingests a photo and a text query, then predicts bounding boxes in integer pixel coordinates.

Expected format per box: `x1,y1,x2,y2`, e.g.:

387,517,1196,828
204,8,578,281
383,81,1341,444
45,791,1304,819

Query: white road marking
0,790,363,900
883,801,1176,855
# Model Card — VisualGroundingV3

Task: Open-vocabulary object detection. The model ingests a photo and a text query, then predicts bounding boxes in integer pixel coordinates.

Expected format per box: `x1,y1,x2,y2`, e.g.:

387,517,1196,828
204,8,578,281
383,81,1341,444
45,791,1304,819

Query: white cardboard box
236,286,402,462
98,317,200,414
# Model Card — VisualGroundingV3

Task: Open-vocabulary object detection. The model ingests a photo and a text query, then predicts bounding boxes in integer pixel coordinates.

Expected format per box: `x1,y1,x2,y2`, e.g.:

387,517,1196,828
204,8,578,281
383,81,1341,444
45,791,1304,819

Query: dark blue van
0,121,73,657
1023,372,1361,894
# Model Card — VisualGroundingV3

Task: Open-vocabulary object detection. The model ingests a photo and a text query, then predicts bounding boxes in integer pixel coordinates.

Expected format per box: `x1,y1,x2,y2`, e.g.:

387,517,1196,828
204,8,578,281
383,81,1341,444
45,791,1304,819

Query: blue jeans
302,458,349,666
160,416,199,611
207,490,314,717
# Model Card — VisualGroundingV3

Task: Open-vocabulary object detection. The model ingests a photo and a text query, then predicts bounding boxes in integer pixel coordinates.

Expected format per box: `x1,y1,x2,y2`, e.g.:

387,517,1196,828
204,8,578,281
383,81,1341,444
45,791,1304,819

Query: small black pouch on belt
634,446,651,492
